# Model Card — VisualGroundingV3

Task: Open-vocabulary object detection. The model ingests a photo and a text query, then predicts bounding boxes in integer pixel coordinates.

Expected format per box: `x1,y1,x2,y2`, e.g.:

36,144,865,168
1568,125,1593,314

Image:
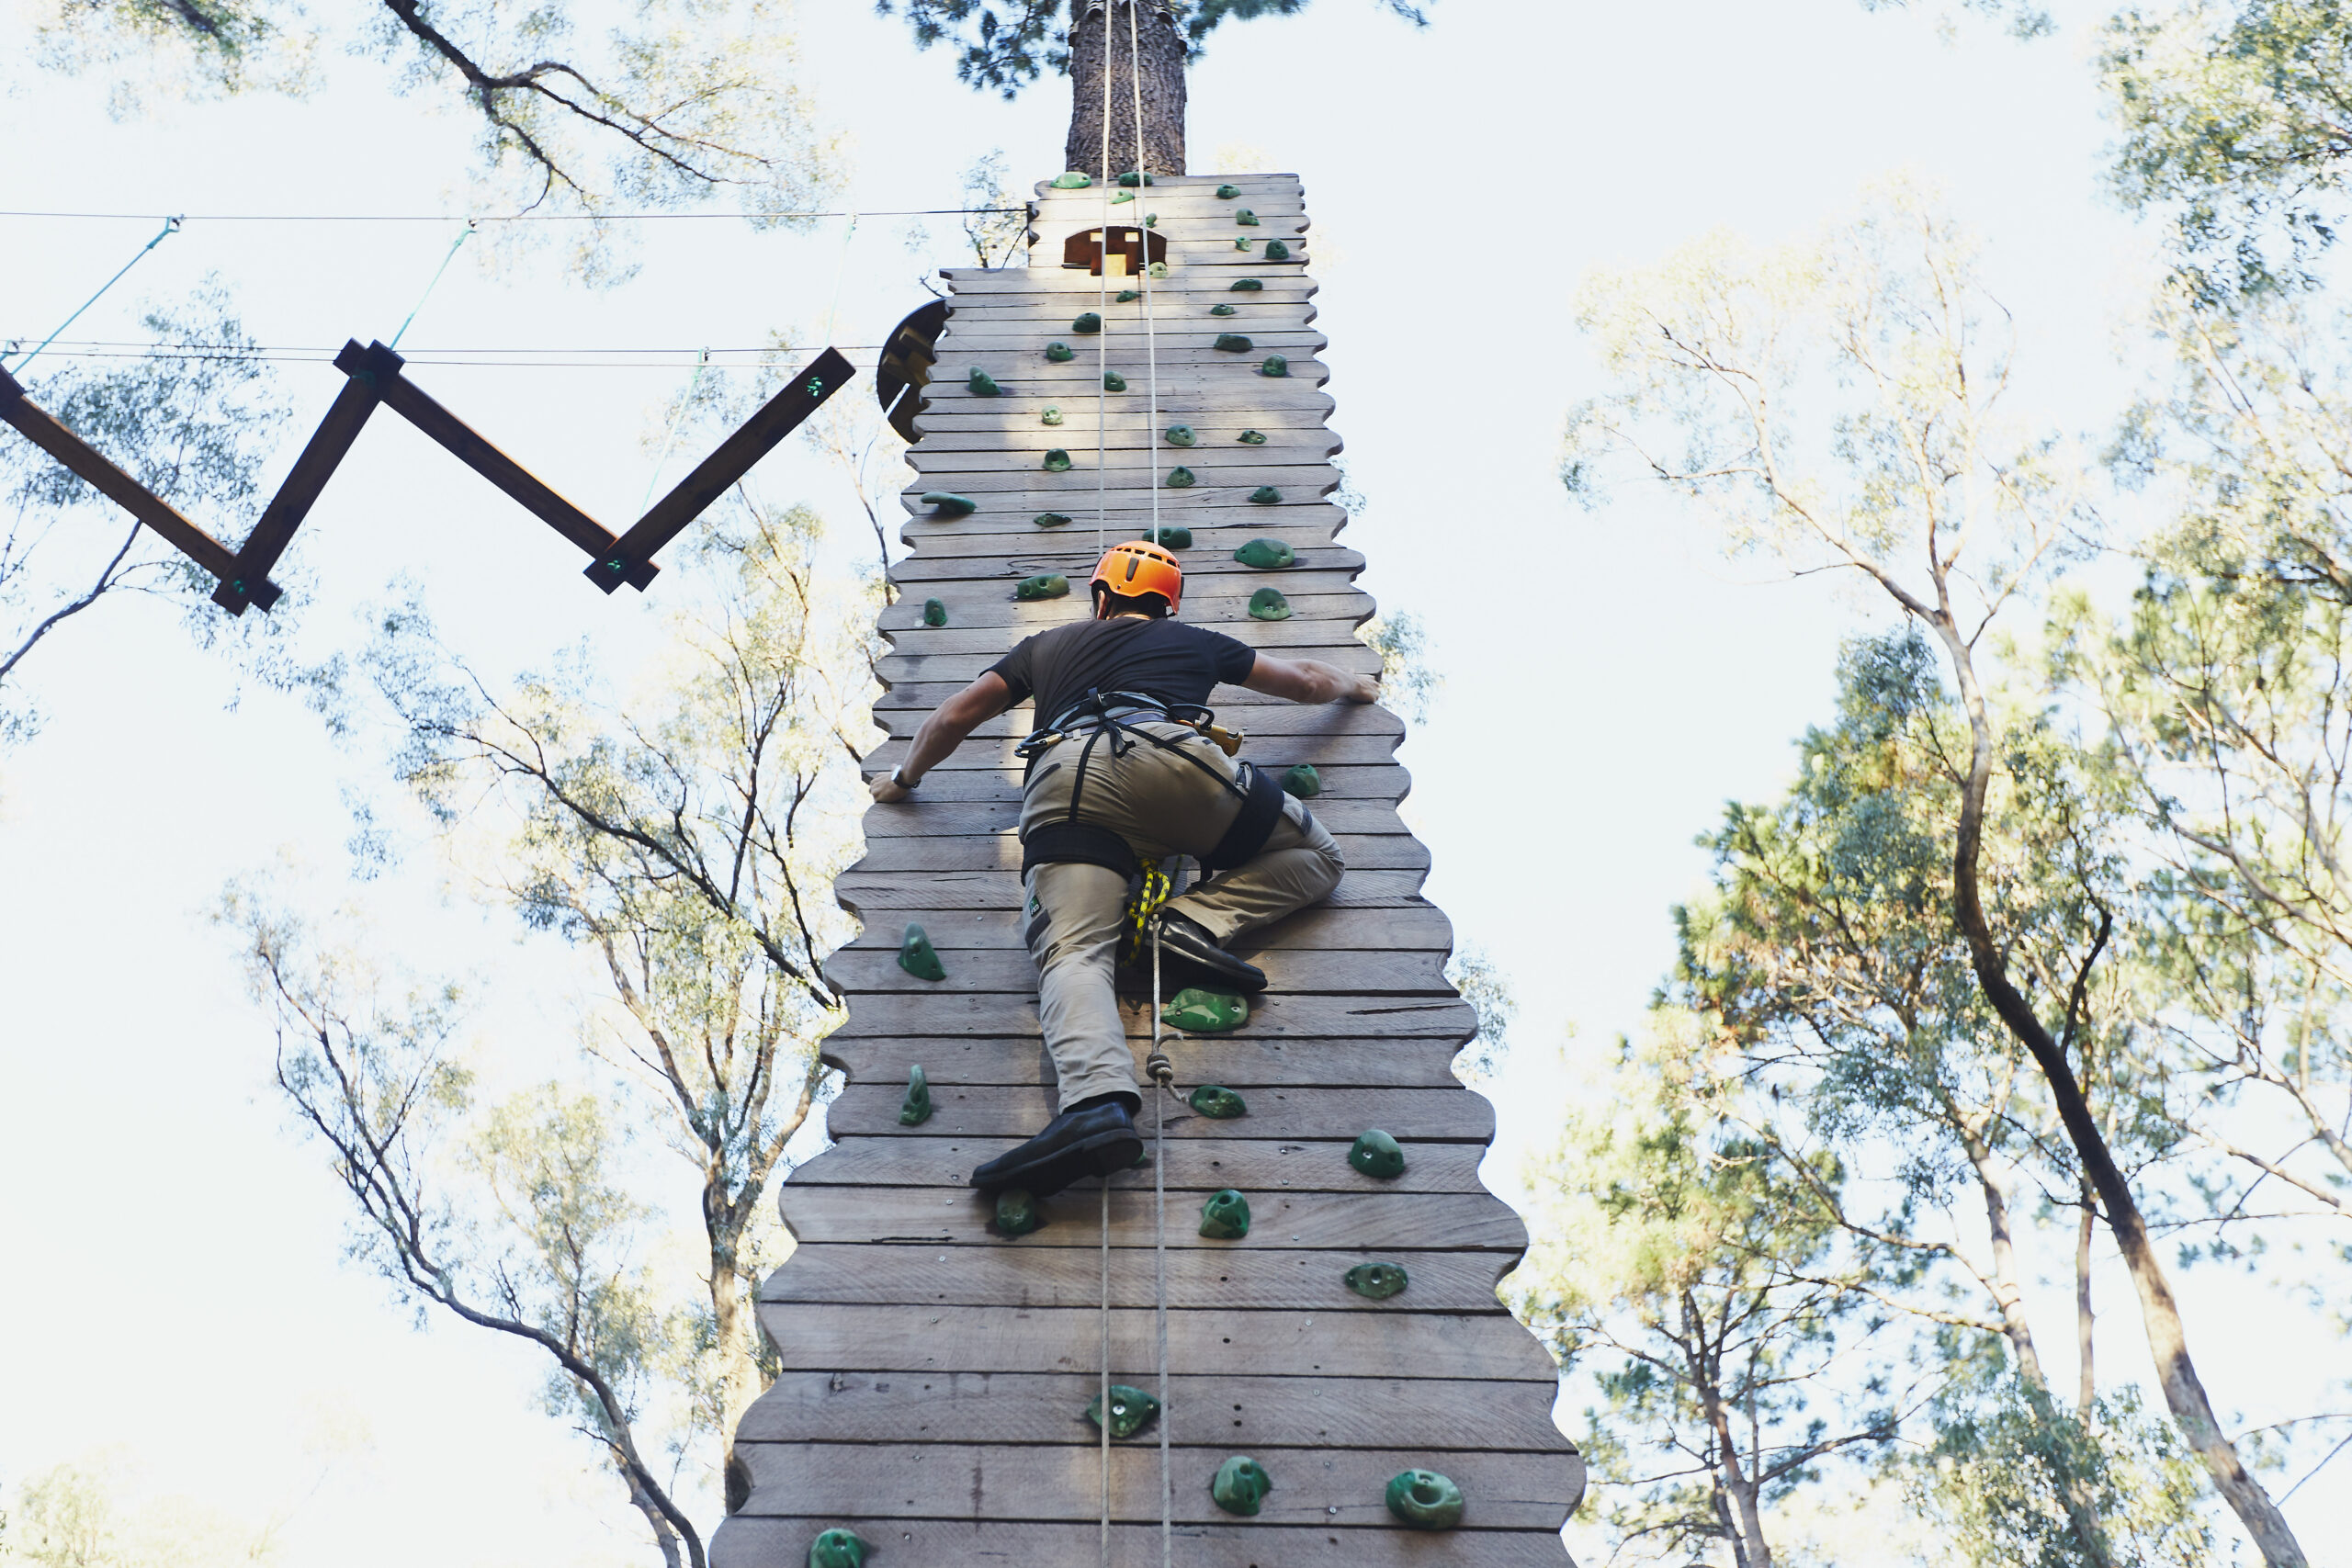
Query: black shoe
1153,910,1268,995
970,1097,1143,1197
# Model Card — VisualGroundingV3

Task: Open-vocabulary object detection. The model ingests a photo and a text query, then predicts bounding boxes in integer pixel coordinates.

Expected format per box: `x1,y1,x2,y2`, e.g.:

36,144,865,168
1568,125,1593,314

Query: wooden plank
849,760,1411,802
594,344,850,589
838,903,1453,953
714,1517,1576,1568
900,466,1339,501
874,614,1365,653
851,794,1397,837
213,350,384,611
876,638,1376,684
782,1187,1517,1252
371,365,624,563
822,990,1472,1043
833,867,1430,911
766,1246,1512,1312
752,1303,1560,1382
0,368,247,586
821,1084,1489,1143
911,409,1333,437
734,1371,1568,1451
918,383,1335,414
842,835,1426,874
786,1135,1493,1194
731,1443,1572,1529
860,702,1399,744
820,946,1438,998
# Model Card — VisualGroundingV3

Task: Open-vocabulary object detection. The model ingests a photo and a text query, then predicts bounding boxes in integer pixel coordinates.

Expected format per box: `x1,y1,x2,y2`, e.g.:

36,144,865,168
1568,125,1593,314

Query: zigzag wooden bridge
717,171,1584,1565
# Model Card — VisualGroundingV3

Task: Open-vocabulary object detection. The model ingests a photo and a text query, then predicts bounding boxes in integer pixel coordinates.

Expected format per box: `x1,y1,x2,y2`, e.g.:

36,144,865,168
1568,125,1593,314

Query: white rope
1100,1169,1114,1567
1130,1,1162,556
1093,3,1113,560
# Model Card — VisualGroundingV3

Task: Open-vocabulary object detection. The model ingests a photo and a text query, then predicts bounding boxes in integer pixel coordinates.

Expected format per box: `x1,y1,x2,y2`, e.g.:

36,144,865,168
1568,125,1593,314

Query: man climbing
869,539,1378,1197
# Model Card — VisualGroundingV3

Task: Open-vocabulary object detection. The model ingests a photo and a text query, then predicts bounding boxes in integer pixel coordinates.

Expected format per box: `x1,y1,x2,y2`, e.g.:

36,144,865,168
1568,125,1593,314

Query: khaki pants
1019,719,1345,1110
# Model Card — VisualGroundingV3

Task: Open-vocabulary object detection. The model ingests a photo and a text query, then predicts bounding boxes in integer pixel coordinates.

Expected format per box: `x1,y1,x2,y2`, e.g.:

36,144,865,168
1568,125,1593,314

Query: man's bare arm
872,671,1015,802
1240,652,1379,705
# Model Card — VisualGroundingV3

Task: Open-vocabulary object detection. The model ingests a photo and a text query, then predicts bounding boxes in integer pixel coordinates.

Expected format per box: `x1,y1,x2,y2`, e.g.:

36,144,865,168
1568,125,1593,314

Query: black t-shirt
989,615,1259,722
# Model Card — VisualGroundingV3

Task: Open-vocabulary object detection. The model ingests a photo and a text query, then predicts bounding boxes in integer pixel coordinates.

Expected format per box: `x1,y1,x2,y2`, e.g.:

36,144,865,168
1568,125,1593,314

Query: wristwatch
891,765,921,790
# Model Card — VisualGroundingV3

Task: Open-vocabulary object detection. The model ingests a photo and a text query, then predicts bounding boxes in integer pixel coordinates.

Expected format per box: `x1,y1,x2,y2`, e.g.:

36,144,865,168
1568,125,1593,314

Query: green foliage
1915,1382,2218,1568
0,283,293,748
1356,610,1440,723
2103,2,2352,304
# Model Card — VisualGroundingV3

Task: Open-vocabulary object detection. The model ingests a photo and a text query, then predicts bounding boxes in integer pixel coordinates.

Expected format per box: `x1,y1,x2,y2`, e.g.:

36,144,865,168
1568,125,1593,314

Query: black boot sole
972,1125,1144,1198
1154,942,1268,995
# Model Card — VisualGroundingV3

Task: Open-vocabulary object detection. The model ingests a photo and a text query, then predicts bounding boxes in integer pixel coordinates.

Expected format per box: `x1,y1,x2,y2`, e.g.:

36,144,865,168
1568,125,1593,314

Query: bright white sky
1,0,2341,1561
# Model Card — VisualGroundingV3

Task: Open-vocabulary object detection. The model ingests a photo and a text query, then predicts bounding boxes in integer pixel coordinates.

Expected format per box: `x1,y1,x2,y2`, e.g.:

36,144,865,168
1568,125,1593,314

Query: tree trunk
1932,618,2308,1568
1956,1119,2116,1568
2077,1180,2098,1415
1065,1,1186,179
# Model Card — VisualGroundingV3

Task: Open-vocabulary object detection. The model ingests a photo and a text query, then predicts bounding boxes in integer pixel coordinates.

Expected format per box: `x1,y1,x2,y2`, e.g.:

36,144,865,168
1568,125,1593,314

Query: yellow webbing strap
1119,854,1175,967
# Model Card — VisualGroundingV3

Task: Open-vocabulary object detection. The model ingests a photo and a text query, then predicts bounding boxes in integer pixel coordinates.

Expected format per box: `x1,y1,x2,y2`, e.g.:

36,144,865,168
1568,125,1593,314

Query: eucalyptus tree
1674,627,2167,1568
0,284,289,749
1514,1019,1911,1568
2104,1,2352,305
1564,180,2307,1563
231,495,875,1560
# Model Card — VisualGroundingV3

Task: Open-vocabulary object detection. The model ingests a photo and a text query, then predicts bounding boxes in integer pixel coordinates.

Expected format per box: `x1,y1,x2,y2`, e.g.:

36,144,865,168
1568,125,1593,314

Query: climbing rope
1093,25,1118,1558
1146,921,1178,1568
6,215,180,375
1129,1,1163,558
1099,1168,1114,1568
386,219,475,351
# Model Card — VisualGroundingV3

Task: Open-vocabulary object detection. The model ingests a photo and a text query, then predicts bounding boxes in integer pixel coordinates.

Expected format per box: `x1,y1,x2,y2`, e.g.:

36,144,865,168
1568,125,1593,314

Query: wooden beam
586,345,854,592
358,340,655,588
210,340,390,614
0,365,273,604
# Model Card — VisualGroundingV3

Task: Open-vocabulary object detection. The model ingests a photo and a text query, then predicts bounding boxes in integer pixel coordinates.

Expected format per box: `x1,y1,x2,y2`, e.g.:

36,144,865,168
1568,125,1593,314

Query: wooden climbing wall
715,174,1584,1565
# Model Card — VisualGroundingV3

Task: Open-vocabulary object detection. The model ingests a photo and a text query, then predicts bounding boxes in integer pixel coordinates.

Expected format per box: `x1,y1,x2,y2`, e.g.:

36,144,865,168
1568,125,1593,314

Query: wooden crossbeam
3,335,853,619
0,364,276,605
586,344,854,593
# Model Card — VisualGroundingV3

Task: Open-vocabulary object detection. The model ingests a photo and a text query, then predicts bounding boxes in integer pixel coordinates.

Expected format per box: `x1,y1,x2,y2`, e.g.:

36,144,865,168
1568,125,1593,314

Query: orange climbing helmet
1090,539,1183,616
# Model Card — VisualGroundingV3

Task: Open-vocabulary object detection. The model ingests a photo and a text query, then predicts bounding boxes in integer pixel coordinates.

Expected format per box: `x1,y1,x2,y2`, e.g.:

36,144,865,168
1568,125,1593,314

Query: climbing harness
1014,689,1280,877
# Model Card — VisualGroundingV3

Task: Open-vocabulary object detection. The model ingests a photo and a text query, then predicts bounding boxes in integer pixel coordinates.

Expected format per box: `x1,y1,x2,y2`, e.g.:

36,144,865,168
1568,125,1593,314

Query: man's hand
871,770,916,804
1244,654,1383,706
1344,671,1381,705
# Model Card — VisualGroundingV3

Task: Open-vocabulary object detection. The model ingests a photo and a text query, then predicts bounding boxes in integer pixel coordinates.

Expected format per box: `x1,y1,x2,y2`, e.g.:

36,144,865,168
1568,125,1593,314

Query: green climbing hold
1034,511,1073,529
1046,342,1074,362
1235,537,1296,570
899,1065,933,1125
899,923,946,982
1235,209,1261,226
1199,1188,1251,1239
1116,288,1140,303
1051,171,1092,189
922,491,977,517
1016,574,1070,601
1214,333,1254,353
1163,987,1248,1032
1163,423,1196,446
1350,1128,1408,1179
1233,237,1253,251
1189,1084,1248,1119
1264,240,1292,261
1073,311,1103,334
1216,183,1242,198
1118,169,1154,186
922,597,947,627
1210,1455,1271,1516
1086,1384,1161,1439
1144,525,1193,549
1248,485,1282,505
1280,763,1320,798
1103,371,1126,391
967,367,1001,397
1041,405,1065,426
1260,355,1289,378
808,1528,871,1568
1385,1470,1464,1530
1229,277,1264,291
1238,429,1267,445
1346,1260,1409,1300
1248,587,1292,621
995,1187,1040,1236
1111,189,1136,205
1210,302,1238,316
1149,260,1168,277
1042,448,1073,473
1165,466,1196,489
1144,213,1159,228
